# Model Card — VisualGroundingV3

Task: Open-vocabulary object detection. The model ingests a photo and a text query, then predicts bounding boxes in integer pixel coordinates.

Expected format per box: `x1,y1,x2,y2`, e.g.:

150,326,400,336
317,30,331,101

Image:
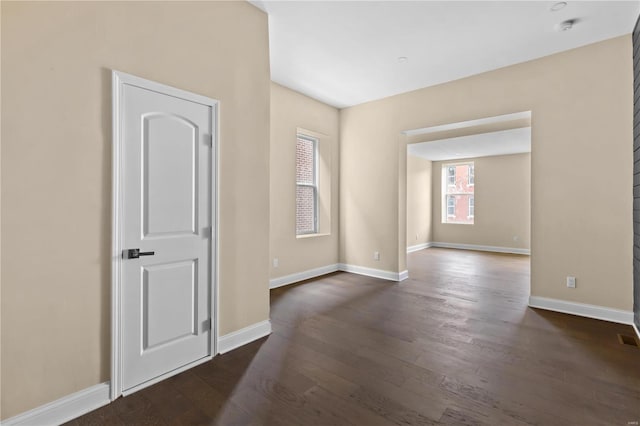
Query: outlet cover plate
566,276,576,288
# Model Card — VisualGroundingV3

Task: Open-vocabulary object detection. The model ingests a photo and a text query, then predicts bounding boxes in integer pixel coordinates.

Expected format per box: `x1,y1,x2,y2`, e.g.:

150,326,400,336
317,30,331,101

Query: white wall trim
270,264,339,289
1,382,110,426
218,320,272,354
338,263,408,282
403,111,531,136
528,296,634,325
431,242,530,255
407,242,433,253
633,322,640,341
269,262,411,290
110,70,124,401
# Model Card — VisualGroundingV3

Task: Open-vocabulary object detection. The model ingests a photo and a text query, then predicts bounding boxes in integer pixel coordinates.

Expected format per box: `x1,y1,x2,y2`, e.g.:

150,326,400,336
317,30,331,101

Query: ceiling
407,127,532,161
250,1,639,108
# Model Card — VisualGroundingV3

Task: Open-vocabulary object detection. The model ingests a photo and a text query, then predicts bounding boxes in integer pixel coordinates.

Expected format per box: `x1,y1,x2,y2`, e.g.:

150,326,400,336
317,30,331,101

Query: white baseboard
528,296,633,325
337,263,408,282
270,264,339,289
2,321,275,424
269,261,408,290
431,242,530,255
217,319,272,354
1,382,110,426
407,242,433,253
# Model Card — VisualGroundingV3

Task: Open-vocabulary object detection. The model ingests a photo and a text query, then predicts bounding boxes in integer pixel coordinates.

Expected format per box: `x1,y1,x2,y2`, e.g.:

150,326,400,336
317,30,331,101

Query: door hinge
203,226,212,238
203,318,212,331
205,134,213,146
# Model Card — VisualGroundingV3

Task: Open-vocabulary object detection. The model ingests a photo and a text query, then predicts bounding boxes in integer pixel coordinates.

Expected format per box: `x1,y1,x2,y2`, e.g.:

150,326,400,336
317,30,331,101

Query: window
447,166,456,185
442,162,474,224
447,196,455,216
296,134,318,234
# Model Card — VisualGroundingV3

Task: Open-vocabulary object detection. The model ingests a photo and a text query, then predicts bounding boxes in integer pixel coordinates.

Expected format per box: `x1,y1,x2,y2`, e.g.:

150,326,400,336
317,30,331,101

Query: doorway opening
401,111,532,293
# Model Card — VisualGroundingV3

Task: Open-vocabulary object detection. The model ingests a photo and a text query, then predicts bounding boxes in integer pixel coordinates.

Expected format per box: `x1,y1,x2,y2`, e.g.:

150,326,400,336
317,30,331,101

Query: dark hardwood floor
69,248,640,425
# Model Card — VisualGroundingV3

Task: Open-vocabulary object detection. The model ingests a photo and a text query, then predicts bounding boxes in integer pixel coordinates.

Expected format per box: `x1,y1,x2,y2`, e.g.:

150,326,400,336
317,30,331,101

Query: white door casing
111,71,218,399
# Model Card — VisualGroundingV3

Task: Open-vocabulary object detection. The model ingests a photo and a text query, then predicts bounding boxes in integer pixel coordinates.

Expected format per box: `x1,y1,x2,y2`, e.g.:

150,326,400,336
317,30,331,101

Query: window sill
442,222,474,225
297,232,331,239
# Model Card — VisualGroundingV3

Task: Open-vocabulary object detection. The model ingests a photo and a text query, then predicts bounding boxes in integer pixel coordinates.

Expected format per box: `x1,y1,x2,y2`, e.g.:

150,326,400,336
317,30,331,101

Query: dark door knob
125,248,155,259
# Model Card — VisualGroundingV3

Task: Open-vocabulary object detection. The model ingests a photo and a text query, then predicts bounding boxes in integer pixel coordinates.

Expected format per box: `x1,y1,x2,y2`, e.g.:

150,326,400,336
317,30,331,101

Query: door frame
110,70,219,400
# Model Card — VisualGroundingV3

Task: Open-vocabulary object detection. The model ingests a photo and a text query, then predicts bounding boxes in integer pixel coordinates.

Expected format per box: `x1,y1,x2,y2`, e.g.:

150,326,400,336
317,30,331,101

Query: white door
114,72,216,394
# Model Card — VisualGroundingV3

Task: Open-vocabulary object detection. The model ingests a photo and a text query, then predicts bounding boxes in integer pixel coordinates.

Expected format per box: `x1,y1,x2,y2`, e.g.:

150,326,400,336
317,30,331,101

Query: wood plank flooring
69,248,640,425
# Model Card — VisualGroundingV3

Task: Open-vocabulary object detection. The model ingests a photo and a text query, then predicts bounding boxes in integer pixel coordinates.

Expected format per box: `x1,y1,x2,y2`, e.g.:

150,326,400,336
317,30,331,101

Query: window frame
447,195,456,217
296,134,319,235
468,196,474,219
447,166,456,186
442,161,475,225
468,165,474,186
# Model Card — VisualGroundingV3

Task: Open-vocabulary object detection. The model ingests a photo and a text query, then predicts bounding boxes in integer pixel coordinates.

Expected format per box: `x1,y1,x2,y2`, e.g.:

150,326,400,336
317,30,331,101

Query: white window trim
296,134,319,235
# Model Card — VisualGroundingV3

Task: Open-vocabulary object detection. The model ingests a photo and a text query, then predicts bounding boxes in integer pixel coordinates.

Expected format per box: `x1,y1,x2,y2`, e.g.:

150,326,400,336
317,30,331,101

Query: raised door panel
143,113,198,238
142,260,198,352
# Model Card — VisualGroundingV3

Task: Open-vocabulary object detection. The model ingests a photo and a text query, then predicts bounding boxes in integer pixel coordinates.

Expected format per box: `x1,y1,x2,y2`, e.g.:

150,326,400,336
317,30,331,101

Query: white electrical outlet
373,251,380,261
273,258,279,268
566,276,576,288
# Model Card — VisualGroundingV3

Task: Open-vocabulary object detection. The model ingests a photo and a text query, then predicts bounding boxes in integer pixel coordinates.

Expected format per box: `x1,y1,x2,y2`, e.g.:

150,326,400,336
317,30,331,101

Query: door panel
142,260,197,351
143,113,198,237
120,81,213,392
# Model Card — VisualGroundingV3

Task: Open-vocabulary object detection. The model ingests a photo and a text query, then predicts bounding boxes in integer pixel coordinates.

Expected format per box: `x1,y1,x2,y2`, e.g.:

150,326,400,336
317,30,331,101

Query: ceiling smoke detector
397,56,408,63
557,19,575,32
550,2,567,12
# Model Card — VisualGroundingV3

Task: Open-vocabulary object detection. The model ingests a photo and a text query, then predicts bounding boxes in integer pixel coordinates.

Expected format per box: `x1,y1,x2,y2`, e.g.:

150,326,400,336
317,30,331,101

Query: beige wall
270,83,340,278
1,1,270,419
432,153,531,249
406,155,432,248
341,35,633,311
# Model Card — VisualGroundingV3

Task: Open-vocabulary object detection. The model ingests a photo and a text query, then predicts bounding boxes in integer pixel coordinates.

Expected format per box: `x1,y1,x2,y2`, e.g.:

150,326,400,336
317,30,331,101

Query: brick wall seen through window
296,135,318,234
